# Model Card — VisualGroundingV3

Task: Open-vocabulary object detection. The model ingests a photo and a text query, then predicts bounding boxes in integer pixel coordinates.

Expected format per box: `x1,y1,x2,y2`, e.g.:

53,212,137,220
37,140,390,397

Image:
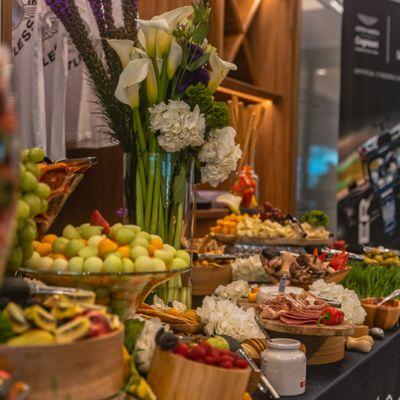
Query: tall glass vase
123,151,195,307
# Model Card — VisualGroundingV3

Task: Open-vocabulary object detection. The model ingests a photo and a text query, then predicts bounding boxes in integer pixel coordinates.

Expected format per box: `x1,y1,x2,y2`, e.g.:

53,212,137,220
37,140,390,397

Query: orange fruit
98,238,118,257
32,240,40,250
42,234,58,244
117,246,130,258
36,242,52,256
148,244,156,257
149,237,163,250
248,292,258,303
52,253,66,260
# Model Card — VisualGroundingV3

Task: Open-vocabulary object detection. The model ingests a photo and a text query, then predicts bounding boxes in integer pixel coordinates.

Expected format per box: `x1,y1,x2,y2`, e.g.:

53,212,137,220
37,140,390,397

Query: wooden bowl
148,348,250,400
0,328,124,400
361,298,400,330
191,264,232,296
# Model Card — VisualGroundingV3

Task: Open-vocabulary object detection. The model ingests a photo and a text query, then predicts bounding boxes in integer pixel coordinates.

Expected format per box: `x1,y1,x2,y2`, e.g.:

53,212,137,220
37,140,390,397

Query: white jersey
12,0,114,160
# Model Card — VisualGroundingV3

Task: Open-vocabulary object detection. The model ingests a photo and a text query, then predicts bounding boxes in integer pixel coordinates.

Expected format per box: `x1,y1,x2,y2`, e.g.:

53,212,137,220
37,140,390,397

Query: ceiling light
316,68,327,76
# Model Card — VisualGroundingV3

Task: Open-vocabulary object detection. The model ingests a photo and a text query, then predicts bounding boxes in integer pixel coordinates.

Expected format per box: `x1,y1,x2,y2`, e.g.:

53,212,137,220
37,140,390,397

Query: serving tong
377,289,400,307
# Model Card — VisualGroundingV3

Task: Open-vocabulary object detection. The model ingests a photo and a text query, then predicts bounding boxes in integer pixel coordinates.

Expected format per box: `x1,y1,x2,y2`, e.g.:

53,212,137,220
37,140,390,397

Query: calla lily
106,39,135,68
115,58,150,108
146,62,158,105
137,18,170,58
152,6,194,30
156,30,172,58
208,52,237,93
167,39,182,79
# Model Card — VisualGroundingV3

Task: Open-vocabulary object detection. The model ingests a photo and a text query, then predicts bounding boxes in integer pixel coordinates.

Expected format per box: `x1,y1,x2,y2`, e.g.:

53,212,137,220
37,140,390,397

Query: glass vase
123,151,194,307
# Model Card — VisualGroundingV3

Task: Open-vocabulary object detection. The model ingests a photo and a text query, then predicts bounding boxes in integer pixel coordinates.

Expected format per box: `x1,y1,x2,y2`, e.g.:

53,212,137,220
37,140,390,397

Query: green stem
158,199,165,241
132,109,148,172
150,155,162,233
144,139,157,231
173,201,184,248
135,168,144,228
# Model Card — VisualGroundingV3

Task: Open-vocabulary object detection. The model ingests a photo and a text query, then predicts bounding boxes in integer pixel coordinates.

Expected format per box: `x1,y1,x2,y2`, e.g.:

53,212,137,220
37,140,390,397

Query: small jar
261,338,306,396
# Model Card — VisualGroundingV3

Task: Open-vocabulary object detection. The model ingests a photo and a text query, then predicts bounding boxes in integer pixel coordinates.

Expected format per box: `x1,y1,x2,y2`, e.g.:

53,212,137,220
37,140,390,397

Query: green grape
25,162,41,177
20,171,38,192
39,199,48,214
8,247,23,270
28,147,45,163
16,200,30,220
19,149,29,162
35,182,51,199
23,193,41,216
21,242,34,260
19,162,26,175
19,219,37,243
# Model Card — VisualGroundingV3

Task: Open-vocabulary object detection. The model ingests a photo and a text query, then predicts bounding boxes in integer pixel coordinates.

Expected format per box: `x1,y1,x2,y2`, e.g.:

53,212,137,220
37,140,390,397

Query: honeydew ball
109,223,123,239
114,227,135,245
78,246,99,258
62,224,81,240
171,257,188,270
68,256,84,273
152,257,166,272
103,255,123,273
105,251,122,259
130,246,149,260
134,255,153,272
124,225,141,234
38,256,54,271
83,257,103,273
53,258,68,272
122,258,135,273
175,250,191,266
24,251,41,269
87,235,104,248
65,239,85,258
131,237,149,249
154,249,174,265
162,244,177,256
80,225,103,240
135,231,150,240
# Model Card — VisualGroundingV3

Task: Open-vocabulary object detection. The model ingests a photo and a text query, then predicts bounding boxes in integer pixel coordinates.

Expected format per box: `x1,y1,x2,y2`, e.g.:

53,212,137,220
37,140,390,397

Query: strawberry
220,360,234,369
173,343,189,357
235,359,249,369
204,356,218,365
210,347,221,359
219,355,235,365
198,342,212,355
187,344,207,361
90,210,110,234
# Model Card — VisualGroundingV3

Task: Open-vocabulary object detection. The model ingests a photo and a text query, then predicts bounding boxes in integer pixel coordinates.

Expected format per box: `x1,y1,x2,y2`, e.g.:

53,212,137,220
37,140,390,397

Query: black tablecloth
254,327,400,400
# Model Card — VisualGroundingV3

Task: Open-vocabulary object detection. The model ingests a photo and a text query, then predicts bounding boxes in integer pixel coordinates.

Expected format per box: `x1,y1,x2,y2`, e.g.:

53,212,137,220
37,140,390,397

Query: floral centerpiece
46,0,241,304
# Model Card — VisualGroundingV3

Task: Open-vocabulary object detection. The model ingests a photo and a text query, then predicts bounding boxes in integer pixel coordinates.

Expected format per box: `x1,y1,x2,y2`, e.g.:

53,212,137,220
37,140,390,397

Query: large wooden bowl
361,298,400,330
0,327,124,400
148,348,250,400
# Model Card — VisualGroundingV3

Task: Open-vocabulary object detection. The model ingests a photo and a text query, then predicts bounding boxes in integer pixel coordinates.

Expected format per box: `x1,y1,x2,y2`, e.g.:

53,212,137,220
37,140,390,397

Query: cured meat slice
279,316,318,325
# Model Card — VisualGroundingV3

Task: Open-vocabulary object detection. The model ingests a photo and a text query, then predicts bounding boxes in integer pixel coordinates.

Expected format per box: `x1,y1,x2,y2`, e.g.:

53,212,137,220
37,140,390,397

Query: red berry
198,342,212,355
235,359,249,369
220,360,234,369
173,343,189,357
219,355,235,364
205,356,218,365
210,347,221,358
188,345,207,361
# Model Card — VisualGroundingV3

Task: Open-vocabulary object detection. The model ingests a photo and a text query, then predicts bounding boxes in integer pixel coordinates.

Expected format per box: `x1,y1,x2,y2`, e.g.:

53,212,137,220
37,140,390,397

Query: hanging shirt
12,0,115,160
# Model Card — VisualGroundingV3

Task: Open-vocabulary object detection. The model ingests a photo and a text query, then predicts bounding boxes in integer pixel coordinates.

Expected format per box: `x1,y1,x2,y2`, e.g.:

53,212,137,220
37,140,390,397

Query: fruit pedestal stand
18,267,190,319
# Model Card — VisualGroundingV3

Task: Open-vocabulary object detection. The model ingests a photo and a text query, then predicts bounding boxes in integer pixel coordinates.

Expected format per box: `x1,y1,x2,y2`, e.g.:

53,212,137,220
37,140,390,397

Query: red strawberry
220,360,234,369
173,343,189,357
90,210,110,234
235,359,249,369
198,342,212,355
187,345,207,361
204,356,218,365
210,347,221,358
219,355,235,365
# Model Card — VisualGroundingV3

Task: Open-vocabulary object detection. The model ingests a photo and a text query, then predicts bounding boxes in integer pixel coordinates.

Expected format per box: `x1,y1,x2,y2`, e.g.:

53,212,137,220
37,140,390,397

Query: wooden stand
0,328,124,400
261,319,354,366
148,348,251,400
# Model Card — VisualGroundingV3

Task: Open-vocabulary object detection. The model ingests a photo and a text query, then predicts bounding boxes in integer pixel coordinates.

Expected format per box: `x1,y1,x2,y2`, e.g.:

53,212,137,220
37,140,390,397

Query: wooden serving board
261,319,355,337
236,236,334,247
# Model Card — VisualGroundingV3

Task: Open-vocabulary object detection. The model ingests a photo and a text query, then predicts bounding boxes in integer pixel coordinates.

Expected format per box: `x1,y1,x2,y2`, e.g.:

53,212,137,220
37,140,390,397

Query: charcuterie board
261,319,354,337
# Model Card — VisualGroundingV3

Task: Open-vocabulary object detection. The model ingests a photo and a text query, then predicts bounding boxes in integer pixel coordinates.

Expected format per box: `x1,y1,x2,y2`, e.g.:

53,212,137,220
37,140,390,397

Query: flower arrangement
46,0,241,249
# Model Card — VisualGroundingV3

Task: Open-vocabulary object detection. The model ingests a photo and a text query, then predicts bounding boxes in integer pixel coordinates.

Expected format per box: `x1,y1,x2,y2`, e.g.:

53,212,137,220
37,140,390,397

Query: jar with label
260,338,306,396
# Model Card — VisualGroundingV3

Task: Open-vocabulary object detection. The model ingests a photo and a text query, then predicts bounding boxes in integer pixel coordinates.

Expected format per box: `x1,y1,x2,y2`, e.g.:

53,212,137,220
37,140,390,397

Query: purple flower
188,43,204,62
87,0,105,31
178,68,210,93
117,207,128,220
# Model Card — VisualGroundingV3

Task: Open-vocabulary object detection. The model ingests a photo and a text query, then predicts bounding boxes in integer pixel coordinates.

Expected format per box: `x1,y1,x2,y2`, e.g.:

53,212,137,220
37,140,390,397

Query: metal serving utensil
377,289,400,307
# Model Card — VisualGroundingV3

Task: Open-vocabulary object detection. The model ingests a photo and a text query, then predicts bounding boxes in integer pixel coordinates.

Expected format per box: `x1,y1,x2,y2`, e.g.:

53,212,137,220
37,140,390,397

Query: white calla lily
208,51,237,93
167,39,182,79
156,30,172,58
152,6,194,30
106,39,135,68
115,58,150,108
137,18,170,57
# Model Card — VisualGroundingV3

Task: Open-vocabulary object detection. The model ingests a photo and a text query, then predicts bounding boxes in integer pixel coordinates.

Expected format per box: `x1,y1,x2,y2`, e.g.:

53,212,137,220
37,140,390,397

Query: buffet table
254,326,400,400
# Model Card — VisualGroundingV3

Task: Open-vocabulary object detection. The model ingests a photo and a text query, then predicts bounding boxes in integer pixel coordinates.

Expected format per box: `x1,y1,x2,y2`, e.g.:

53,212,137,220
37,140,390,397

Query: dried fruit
56,317,91,343
4,303,29,334
25,305,56,331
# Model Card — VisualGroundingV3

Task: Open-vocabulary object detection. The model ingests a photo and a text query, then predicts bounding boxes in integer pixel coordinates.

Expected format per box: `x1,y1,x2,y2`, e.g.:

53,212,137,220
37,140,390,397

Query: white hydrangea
199,126,242,187
197,296,264,341
214,279,251,303
149,100,206,152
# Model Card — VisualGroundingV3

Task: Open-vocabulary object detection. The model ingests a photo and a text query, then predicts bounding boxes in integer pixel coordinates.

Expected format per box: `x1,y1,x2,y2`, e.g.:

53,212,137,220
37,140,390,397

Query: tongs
377,289,400,307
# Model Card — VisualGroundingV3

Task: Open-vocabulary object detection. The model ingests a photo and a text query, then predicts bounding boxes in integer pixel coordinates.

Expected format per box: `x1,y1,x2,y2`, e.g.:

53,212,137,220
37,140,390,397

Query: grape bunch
7,148,51,270
260,202,288,224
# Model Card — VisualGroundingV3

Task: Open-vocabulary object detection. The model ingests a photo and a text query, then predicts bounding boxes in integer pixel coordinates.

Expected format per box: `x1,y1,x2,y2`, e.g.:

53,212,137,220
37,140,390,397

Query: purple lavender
117,208,128,220
178,68,210,93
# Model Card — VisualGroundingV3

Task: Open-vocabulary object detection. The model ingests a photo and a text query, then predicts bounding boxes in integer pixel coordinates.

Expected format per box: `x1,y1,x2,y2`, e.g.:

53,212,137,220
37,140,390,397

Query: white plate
256,285,304,304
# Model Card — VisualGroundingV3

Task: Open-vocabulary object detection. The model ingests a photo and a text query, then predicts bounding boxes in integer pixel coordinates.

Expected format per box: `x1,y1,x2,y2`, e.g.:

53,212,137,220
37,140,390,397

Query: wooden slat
1,0,12,45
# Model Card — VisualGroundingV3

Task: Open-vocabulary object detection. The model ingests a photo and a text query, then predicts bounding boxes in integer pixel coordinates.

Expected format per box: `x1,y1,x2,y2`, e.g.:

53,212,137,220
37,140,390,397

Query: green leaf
186,53,210,72
173,165,187,204
0,313,15,343
124,319,145,354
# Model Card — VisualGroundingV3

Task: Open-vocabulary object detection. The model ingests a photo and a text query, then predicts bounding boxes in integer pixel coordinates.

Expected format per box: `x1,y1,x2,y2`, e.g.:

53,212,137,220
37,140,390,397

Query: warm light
316,68,327,76
218,85,274,105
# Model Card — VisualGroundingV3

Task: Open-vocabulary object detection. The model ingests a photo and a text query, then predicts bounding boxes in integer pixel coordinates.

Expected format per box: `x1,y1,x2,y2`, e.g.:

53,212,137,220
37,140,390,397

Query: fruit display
363,248,400,266
36,157,96,237
210,214,247,236
1,294,121,346
172,341,249,370
232,166,258,209
7,148,51,271
259,202,288,224
23,211,190,274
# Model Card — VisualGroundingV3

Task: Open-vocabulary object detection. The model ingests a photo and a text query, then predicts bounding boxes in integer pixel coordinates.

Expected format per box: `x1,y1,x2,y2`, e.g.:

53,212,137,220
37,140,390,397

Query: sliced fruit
117,246,130,258
135,231,150,240
4,303,29,334
90,210,110,235
151,258,166,271
131,237,149,249
154,249,174,264
51,302,83,320
36,242,52,256
65,239,85,258
171,257,188,270
42,234,58,244
55,317,91,344
52,258,68,272
124,224,141,234
8,330,55,346
98,238,118,257
109,223,123,239
24,251,41,269
52,237,69,255
79,224,103,240
38,256,54,271
25,305,56,331
87,235,105,248
105,251,122,259
162,244,177,256
78,246,99,258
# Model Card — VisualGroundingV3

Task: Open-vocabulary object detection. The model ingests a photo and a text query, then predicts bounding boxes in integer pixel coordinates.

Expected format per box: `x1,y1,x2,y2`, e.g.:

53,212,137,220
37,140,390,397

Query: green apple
206,336,230,351
83,257,103,273
122,258,135,273
175,250,191,266
109,223,123,239
24,251,41,269
28,147,45,163
104,255,123,273
78,246,99,258
151,258,166,272
65,239,85,258
154,249,174,264
114,227,135,245
171,257,188,270
135,231,150,240
52,258,68,272
68,256,84,273
79,224,103,240
87,235,104,248
162,244,177,256
134,256,153,272
62,224,81,240
131,237,149,249
52,237,69,255
130,246,149,260
38,256,53,271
